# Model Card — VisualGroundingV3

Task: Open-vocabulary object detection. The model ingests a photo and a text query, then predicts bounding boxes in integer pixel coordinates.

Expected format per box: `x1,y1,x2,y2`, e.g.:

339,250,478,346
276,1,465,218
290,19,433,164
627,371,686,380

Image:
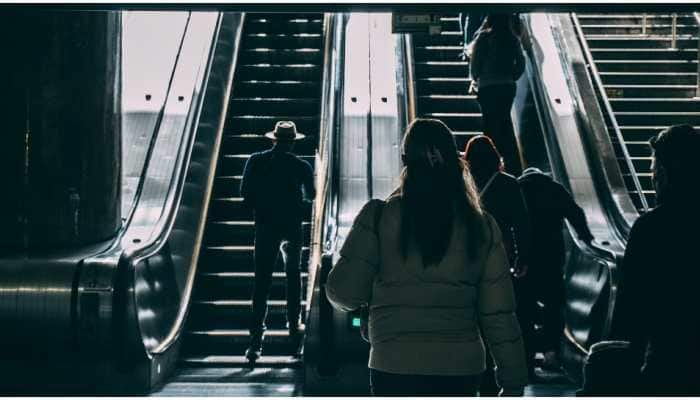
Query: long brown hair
397,118,485,265
463,134,504,190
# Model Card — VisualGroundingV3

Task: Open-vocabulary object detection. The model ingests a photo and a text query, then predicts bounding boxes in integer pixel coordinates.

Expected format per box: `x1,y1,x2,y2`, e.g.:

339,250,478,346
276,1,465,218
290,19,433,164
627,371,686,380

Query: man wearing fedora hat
240,120,315,363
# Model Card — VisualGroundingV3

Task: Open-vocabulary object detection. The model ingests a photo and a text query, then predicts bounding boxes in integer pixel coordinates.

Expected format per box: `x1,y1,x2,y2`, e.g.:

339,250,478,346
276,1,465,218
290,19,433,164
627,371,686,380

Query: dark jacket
469,28,525,89
477,171,531,266
517,168,593,268
611,201,700,395
239,147,315,224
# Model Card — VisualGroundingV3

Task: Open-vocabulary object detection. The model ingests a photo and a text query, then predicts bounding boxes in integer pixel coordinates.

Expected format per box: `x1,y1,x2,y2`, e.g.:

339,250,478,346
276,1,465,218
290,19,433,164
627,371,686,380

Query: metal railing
695,12,700,97
640,13,679,49
572,13,650,212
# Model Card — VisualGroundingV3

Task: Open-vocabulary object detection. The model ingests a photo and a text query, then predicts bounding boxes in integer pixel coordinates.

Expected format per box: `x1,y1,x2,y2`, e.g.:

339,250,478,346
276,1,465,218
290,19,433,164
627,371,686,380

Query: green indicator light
352,317,361,328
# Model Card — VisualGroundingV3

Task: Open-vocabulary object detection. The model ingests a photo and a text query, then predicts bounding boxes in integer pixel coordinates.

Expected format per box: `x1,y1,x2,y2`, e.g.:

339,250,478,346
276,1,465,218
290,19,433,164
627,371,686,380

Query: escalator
573,13,700,212
410,15,481,151
180,13,327,368
406,13,630,383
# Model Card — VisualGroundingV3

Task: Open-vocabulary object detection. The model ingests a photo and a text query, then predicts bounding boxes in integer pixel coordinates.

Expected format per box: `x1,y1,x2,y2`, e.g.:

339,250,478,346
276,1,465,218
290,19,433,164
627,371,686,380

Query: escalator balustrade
180,13,326,368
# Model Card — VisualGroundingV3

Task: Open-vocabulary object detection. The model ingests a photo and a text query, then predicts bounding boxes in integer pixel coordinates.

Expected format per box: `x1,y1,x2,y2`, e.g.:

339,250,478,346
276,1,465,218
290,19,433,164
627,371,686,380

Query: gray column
0,11,122,250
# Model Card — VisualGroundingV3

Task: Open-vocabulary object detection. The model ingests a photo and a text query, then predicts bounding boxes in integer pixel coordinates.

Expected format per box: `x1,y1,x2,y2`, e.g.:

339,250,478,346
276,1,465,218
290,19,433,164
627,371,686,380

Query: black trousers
250,221,303,338
477,83,523,176
527,261,565,353
370,369,481,396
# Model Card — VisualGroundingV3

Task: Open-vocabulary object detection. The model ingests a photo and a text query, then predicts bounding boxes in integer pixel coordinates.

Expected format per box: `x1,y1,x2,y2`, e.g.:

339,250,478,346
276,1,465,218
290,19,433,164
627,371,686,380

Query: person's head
463,135,504,185
398,118,485,265
482,13,515,36
265,120,305,152
649,124,700,203
273,138,295,152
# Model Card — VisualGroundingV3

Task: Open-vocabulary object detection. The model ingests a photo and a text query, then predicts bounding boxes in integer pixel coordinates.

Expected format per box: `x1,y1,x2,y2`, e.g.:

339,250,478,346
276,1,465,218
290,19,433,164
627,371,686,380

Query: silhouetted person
469,13,525,176
326,119,528,396
463,135,534,391
611,124,700,395
240,121,315,363
517,167,593,370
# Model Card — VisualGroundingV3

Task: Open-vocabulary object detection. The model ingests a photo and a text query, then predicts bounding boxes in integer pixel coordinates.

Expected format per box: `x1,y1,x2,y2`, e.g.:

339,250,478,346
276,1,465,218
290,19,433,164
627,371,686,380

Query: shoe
245,334,263,364
288,325,303,357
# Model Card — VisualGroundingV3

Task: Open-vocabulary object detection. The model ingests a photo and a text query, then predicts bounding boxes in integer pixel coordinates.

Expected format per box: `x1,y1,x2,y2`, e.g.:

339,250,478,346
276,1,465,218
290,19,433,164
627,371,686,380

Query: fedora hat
264,120,305,141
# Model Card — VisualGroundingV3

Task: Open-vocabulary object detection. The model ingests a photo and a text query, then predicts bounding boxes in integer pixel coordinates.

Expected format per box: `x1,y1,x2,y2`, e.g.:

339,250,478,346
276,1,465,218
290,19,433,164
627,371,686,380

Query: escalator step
236,63,323,81
417,95,480,114
591,47,698,61
411,31,463,46
180,355,302,368
187,300,307,330
203,220,311,247
609,98,700,112
245,18,324,34
228,97,320,116
595,59,698,73
240,48,323,64
207,198,312,223
581,24,697,36
614,111,700,126
233,80,321,98
415,77,471,95
600,71,696,85
602,84,697,98
181,329,304,357
242,33,323,49
198,246,310,273
193,272,309,300
412,45,464,62
576,15,696,26
421,112,483,132
585,36,699,49
414,61,470,78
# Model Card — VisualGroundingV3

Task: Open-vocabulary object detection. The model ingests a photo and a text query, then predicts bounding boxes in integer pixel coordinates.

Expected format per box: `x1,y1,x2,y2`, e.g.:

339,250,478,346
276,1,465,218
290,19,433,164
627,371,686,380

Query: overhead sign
392,13,443,35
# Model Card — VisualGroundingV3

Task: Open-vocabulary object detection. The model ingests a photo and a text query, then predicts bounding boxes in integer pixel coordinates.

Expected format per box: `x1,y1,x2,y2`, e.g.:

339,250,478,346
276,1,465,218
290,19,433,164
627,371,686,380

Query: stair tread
200,271,309,278
195,300,307,306
181,355,302,366
186,328,302,336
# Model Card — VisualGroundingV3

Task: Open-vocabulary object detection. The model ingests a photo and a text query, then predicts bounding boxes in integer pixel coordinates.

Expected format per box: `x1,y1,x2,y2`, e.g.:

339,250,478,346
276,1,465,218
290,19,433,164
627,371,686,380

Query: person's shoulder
249,150,270,160
633,205,667,232
292,154,313,171
352,199,385,229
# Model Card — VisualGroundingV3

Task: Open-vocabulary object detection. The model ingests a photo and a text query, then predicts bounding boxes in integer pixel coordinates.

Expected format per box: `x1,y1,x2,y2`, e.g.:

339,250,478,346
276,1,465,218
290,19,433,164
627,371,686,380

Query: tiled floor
154,366,578,396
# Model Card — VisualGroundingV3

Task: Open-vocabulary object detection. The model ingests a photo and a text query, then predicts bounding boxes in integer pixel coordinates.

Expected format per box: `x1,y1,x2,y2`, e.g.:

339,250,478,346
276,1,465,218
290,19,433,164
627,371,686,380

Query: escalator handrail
304,12,345,377
571,13,649,213
315,13,345,264
403,34,417,125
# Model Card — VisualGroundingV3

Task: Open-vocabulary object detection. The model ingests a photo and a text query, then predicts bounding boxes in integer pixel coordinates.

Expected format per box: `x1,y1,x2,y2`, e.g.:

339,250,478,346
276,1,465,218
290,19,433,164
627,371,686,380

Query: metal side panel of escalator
0,12,244,394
